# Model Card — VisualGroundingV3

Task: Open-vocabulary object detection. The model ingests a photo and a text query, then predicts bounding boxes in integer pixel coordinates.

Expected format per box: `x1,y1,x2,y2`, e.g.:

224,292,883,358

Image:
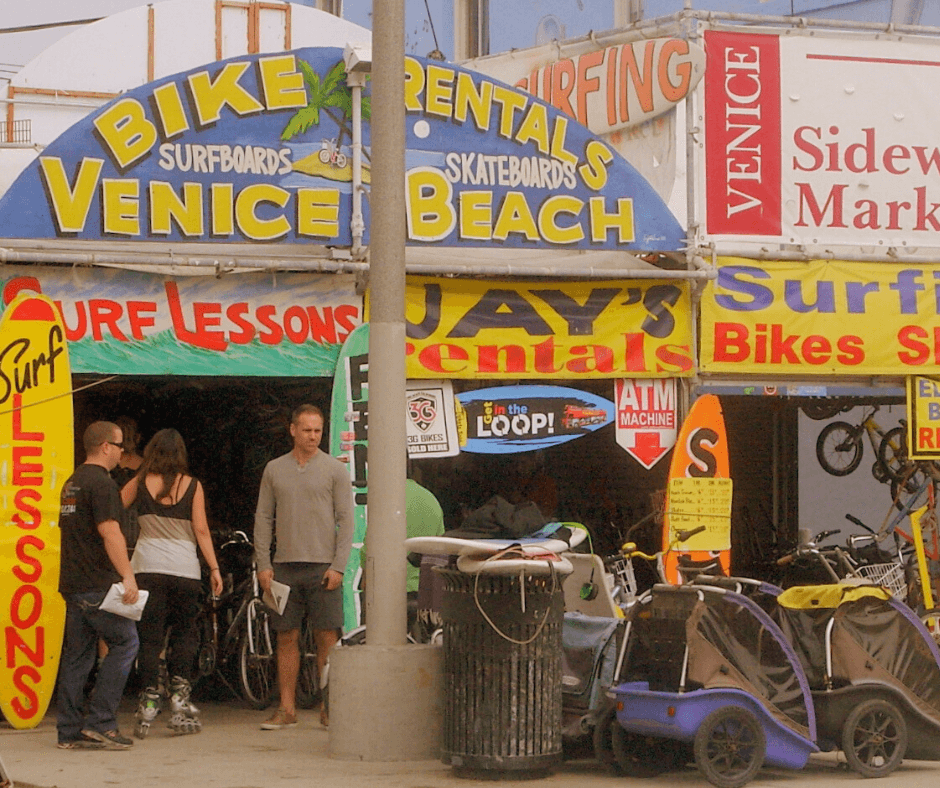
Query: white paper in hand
262,580,290,615
100,582,149,621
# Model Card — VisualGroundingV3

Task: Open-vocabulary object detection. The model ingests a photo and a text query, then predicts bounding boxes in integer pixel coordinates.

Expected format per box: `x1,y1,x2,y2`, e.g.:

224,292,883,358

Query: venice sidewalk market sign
0,48,683,254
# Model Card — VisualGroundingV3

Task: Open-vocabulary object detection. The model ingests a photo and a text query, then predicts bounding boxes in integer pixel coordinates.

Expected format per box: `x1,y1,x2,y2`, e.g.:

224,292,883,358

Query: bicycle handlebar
813,528,841,544
845,513,876,535
776,544,837,566
609,524,709,565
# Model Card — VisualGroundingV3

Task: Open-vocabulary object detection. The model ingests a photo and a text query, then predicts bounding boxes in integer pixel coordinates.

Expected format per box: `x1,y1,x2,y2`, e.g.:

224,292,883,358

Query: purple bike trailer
613,682,818,770
610,584,819,784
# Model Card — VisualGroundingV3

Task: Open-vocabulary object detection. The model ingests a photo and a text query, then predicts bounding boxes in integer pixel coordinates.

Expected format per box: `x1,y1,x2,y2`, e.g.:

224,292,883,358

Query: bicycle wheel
295,621,321,709
238,601,277,710
920,609,940,644
801,401,844,420
841,699,907,778
693,706,765,788
816,421,863,476
890,468,934,513
878,426,912,483
192,611,218,690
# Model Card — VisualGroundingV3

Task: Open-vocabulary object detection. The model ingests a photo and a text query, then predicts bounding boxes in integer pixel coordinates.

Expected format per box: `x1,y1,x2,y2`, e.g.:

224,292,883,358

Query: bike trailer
610,584,818,788
773,584,940,776
560,612,620,742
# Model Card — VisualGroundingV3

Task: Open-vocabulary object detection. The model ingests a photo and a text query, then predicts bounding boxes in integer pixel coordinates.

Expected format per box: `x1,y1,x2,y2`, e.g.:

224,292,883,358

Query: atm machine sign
615,378,677,469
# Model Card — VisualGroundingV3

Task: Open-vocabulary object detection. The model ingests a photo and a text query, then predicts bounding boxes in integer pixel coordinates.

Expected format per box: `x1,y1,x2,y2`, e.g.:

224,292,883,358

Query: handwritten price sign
667,477,732,552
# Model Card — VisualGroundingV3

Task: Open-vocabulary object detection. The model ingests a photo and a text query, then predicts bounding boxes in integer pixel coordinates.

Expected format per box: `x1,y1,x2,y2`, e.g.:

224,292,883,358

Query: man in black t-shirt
56,421,140,750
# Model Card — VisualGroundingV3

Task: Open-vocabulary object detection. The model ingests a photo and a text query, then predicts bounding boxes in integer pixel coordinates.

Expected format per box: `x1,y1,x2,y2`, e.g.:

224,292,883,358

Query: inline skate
134,687,162,739
167,675,202,734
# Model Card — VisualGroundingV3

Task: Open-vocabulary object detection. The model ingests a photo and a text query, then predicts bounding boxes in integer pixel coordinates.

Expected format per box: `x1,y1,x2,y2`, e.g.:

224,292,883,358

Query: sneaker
260,709,297,730
80,728,134,749
57,732,106,750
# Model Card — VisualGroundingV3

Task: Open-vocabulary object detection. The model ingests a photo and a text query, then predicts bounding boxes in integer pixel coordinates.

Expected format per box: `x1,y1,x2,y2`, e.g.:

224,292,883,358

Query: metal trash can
438,568,564,775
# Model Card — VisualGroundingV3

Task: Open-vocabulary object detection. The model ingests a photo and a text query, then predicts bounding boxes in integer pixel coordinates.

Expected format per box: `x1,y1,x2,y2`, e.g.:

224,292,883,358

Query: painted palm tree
281,58,371,162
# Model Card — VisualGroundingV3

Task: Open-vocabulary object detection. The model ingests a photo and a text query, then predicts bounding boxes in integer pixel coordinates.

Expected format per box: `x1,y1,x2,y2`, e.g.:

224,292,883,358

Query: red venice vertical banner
704,30,782,236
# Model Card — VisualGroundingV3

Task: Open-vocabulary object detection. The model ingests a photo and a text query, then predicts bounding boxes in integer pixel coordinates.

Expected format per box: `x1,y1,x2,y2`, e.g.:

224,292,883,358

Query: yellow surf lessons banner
0,283,72,728
401,276,694,379
701,258,940,376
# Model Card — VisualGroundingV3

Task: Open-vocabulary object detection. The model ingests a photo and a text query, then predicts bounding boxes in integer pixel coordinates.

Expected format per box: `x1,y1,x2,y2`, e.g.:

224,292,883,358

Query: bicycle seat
676,554,726,582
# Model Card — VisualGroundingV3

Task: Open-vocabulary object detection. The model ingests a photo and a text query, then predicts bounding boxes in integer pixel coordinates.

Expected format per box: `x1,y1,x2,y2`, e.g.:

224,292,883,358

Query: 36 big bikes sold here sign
701,29,940,255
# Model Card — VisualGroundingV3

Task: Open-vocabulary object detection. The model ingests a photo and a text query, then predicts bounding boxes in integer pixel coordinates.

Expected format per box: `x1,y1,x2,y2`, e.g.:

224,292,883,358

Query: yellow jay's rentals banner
402,276,694,379
701,258,940,376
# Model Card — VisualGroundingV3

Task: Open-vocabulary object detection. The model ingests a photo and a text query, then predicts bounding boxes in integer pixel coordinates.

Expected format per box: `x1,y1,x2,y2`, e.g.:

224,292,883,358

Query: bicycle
603,524,708,610
801,400,853,421
191,531,286,709
776,517,914,605
815,404,906,480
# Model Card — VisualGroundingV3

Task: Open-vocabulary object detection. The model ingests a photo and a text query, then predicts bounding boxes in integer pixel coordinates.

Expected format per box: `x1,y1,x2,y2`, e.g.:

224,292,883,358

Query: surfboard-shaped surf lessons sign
0,279,72,728
662,394,732,584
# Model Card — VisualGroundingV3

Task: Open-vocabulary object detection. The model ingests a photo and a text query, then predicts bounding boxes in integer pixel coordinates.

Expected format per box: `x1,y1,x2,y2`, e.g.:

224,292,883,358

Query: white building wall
1,0,370,198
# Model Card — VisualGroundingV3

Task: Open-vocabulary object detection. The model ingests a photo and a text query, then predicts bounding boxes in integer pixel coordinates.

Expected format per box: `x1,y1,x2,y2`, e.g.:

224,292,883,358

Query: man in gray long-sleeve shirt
254,404,353,731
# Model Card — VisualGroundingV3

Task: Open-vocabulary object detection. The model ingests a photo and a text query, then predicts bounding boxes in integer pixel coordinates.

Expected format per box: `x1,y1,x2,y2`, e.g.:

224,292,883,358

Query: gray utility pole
364,0,407,647
330,0,442,763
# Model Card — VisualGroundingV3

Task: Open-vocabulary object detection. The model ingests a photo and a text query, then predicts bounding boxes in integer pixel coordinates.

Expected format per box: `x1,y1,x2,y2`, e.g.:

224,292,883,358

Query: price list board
667,477,732,551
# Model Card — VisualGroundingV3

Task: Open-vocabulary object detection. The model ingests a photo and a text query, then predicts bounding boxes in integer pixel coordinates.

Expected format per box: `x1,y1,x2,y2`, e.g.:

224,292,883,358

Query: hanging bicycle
815,404,906,479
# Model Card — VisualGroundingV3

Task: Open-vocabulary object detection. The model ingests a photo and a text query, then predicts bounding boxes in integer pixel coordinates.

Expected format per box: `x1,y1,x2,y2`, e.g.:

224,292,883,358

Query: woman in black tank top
119,429,222,737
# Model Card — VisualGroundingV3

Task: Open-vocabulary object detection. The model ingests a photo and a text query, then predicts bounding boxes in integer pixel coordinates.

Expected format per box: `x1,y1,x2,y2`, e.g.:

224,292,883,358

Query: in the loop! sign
456,384,615,454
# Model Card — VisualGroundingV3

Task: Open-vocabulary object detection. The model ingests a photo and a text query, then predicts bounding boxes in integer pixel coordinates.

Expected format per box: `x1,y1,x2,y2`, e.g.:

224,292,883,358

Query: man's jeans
57,590,139,741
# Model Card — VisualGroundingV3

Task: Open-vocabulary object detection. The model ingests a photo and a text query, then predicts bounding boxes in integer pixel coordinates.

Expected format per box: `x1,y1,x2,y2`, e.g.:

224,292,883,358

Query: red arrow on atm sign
615,378,677,469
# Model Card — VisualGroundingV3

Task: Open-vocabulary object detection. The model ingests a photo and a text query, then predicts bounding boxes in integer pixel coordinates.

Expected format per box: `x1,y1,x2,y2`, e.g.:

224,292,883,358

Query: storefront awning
0,238,715,280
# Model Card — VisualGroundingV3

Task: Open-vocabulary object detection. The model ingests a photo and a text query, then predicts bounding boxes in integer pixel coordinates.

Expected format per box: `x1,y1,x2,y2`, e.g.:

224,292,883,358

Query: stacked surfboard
405,522,586,576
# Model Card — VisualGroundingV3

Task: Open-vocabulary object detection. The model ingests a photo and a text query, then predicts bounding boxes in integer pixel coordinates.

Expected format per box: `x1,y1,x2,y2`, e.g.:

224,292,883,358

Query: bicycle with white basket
604,525,710,610
776,516,912,603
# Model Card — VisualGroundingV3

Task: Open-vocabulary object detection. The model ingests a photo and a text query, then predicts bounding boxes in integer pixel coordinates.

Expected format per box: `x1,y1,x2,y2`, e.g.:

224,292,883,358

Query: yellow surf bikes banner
702,258,940,375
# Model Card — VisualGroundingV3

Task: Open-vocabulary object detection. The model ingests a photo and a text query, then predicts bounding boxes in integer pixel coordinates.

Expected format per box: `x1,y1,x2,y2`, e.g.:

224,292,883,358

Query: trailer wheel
610,721,686,777
842,699,907,778
591,705,619,769
693,706,766,788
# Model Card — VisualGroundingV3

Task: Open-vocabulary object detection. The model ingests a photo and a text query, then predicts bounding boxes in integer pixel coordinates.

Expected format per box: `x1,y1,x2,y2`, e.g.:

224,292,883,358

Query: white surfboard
456,552,574,576
405,522,587,557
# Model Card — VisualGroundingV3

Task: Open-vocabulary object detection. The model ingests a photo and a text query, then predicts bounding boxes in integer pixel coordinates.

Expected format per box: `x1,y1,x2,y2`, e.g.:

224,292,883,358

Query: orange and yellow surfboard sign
0,280,72,728
662,394,732,584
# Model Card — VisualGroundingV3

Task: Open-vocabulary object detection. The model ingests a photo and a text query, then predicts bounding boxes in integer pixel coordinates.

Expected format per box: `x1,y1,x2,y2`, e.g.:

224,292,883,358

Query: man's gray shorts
270,562,343,632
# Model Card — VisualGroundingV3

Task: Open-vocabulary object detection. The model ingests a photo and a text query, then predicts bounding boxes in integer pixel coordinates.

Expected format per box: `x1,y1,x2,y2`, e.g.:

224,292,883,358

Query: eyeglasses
105,440,125,450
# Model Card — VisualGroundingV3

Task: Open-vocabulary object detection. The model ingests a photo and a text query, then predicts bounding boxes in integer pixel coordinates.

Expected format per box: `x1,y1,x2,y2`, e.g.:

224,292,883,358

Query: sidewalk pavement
4,698,940,788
